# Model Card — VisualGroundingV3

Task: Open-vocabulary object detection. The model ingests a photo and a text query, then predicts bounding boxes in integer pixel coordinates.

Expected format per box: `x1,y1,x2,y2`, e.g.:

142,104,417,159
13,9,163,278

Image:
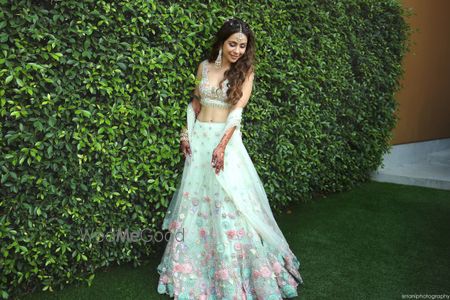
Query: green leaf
0,33,7,43
5,75,13,84
117,62,127,70
15,78,24,87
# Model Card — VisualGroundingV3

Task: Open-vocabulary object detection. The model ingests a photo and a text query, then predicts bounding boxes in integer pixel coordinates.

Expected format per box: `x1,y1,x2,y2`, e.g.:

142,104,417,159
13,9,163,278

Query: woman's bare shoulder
195,60,207,79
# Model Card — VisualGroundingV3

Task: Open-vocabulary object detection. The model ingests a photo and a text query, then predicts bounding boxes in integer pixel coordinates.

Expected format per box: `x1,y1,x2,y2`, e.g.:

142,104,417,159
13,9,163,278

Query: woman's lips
231,55,239,59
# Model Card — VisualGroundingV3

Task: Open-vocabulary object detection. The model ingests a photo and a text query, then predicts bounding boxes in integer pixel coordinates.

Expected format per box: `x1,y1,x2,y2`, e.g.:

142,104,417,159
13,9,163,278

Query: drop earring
215,47,222,69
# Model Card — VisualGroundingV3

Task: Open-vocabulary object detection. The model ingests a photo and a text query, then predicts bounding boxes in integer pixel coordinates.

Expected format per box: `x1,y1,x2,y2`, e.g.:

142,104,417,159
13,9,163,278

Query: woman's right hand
180,140,192,158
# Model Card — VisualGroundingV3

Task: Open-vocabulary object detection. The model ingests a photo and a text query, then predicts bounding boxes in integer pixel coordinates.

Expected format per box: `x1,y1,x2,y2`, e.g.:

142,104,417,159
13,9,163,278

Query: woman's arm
180,62,204,158
191,62,203,118
217,71,255,149
212,71,255,174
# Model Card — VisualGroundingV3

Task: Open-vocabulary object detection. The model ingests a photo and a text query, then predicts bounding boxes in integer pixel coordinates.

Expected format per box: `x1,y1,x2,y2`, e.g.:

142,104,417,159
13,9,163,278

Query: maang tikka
237,24,243,42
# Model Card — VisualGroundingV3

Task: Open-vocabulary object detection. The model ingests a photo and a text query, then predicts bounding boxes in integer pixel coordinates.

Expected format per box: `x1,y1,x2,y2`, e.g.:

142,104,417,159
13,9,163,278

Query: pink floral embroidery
215,268,229,280
260,266,272,278
161,275,169,283
183,263,193,273
169,221,180,230
237,228,245,238
240,288,246,300
174,263,184,273
226,230,236,239
183,192,189,198
234,242,242,251
199,228,207,238
238,251,247,259
288,277,297,286
273,261,282,274
174,263,193,274
204,195,211,202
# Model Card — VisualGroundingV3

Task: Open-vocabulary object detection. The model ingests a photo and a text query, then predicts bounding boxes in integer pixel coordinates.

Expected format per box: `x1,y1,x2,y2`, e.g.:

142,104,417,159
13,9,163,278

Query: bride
157,18,303,299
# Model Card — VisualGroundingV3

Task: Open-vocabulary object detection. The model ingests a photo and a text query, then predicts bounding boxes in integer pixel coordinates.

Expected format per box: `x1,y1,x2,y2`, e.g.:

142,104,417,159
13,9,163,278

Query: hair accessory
237,24,243,42
215,47,222,69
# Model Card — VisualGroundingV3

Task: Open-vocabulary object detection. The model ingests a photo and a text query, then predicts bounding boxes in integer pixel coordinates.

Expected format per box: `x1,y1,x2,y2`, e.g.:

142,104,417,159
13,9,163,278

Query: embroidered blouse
199,60,232,109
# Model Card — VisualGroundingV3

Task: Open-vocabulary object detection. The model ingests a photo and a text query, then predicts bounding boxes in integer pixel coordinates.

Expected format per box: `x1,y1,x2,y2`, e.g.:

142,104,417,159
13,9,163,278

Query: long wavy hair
207,18,256,105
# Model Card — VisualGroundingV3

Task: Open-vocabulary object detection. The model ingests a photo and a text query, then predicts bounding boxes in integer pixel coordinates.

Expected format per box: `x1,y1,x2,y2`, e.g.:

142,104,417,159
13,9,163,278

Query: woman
157,18,303,299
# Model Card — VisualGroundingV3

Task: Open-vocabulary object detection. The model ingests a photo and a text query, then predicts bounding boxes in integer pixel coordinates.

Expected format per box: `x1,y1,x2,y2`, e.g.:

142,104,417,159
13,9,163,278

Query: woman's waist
197,110,229,124
196,119,226,125
194,119,242,132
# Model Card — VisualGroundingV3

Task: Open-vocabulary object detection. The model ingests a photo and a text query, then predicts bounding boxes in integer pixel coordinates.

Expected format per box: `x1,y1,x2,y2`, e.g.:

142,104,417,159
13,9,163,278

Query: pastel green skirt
157,120,303,300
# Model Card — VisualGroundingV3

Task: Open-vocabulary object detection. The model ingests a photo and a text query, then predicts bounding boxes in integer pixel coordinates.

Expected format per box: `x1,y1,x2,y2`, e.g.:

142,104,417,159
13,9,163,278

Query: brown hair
207,18,256,105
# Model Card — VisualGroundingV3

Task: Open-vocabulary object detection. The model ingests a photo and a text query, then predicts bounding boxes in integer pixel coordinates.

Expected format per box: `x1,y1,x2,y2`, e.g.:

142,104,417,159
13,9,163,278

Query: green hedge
0,0,410,298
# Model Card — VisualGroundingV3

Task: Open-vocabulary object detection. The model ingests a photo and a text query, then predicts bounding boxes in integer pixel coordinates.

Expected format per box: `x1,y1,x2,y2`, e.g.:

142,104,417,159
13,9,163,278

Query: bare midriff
197,106,230,123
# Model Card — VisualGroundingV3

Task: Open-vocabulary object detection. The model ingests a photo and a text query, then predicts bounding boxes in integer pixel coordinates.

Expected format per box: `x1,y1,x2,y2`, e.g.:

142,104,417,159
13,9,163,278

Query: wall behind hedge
0,0,410,298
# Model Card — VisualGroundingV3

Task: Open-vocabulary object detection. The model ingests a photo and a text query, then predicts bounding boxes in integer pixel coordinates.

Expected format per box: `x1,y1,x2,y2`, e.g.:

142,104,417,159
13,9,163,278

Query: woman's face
222,32,248,64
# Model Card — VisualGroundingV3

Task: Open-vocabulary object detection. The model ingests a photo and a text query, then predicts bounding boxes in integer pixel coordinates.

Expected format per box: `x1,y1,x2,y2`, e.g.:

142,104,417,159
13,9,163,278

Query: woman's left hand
211,145,225,174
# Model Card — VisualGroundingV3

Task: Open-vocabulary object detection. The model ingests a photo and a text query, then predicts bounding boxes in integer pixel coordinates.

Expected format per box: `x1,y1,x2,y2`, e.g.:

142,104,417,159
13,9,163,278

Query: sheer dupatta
214,107,297,261
162,102,196,231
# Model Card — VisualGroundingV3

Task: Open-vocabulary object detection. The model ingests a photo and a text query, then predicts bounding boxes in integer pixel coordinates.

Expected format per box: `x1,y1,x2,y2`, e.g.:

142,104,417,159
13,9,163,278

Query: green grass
23,181,450,300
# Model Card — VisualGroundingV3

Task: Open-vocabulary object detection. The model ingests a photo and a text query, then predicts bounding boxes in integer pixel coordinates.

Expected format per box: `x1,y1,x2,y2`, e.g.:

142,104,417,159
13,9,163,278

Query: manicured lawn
23,181,450,299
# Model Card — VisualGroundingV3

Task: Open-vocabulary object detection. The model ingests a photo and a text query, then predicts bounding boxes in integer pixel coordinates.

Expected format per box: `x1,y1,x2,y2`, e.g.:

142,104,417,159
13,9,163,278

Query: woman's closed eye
229,42,246,48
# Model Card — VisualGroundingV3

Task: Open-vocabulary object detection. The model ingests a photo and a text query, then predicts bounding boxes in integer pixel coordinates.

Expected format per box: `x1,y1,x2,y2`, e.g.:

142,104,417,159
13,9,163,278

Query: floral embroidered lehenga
156,60,303,299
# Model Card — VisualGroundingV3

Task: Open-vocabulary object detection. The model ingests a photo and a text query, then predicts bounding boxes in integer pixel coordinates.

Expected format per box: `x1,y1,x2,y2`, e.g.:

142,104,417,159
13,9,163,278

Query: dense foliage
0,0,410,297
